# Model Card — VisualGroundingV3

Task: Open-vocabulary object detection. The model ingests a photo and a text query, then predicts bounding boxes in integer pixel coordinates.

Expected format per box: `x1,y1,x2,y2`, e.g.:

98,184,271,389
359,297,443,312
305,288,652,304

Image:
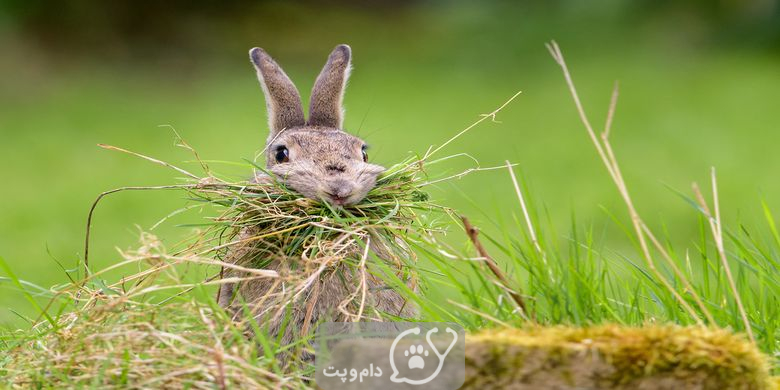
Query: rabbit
216,45,416,349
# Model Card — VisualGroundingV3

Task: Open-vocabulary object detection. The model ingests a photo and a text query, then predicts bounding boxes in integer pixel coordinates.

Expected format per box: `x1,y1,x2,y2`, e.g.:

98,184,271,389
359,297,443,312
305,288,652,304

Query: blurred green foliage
1,1,779,326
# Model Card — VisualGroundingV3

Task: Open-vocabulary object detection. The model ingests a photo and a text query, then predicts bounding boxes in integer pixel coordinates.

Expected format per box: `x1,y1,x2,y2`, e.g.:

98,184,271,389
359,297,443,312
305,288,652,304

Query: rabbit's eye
275,146,289,163
361,145,368,162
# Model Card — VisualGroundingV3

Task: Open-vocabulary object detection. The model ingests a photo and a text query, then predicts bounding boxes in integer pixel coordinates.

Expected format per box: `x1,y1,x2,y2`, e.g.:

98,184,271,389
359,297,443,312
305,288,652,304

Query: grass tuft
2,296,302,388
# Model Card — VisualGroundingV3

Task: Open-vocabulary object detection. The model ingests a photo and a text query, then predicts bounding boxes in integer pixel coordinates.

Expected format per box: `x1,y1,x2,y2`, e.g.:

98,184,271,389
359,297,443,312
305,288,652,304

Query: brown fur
217,45,415,346
217,225,414,347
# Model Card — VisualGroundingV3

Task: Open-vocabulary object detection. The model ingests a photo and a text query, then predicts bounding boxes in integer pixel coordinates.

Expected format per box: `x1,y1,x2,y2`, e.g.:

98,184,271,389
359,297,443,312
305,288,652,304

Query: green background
1,1,779,326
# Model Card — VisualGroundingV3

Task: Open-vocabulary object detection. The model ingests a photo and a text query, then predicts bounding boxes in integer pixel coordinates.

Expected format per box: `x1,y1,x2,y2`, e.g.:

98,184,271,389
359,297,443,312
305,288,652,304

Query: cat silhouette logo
389,326,458,385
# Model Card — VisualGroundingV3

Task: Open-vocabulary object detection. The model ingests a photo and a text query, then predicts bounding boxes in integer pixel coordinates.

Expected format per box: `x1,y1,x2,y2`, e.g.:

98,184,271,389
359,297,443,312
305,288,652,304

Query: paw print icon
389,327,458,385
404,345,429,369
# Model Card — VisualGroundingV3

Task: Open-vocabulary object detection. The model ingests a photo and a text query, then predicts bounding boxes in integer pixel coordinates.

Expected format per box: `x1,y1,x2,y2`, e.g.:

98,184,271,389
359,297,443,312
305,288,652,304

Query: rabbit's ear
307,44,352,128
250,48,305,135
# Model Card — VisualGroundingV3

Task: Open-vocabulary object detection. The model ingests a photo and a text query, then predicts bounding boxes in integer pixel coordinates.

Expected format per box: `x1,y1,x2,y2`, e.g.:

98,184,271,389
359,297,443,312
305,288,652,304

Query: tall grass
408,43,779,371
0,44,777,387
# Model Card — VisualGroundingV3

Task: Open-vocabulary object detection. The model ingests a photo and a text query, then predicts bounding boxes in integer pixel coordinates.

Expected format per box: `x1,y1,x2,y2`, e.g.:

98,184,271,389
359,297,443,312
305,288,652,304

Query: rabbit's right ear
250,48,305,136
307,44,352,129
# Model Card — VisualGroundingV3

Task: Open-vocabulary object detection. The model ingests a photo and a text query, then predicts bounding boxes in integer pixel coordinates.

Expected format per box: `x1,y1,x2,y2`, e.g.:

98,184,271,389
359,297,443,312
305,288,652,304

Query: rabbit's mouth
319,178,366,207
321,191,356,207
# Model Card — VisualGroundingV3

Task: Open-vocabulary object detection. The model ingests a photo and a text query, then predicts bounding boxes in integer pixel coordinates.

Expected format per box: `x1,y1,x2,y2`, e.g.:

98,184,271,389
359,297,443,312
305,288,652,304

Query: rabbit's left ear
307,44,352,128
250,47,306,136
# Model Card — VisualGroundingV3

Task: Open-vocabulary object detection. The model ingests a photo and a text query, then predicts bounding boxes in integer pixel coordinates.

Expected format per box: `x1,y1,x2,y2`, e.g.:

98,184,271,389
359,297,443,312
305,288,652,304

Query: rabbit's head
250,45,383,207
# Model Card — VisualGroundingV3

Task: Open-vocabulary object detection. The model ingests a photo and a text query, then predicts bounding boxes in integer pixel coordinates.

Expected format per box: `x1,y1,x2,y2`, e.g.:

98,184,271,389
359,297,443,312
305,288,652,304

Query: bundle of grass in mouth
201,156,432,344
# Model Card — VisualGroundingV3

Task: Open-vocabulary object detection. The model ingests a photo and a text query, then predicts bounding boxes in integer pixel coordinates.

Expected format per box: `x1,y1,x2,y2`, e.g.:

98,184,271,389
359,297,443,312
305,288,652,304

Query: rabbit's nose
325,180,355,205
329,180,354,198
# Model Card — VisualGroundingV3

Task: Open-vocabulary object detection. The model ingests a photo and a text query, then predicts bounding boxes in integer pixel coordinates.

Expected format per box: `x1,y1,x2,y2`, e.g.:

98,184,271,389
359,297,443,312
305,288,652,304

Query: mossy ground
465,325,775,390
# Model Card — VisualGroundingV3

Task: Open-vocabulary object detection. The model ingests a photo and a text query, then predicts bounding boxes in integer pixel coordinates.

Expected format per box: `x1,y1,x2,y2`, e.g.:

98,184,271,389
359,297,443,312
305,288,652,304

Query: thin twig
546,43,618,184
505,161,546,263
603,81,619,140
709,170,752,341
424,91,522,160
692,171,755,342
98,144,199,179
420,163,519,187
460,216,531,320
84,185,198,278
446,299,512,328
299,280,320,337
159,124,212,176
355,236,371,321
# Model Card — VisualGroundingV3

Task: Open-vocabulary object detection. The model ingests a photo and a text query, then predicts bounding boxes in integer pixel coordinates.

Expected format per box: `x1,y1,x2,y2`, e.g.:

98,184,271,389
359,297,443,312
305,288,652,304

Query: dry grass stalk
424,91,522,160
460,216,531,320
691,169,755,343
546,40,715,325
506,160,546,263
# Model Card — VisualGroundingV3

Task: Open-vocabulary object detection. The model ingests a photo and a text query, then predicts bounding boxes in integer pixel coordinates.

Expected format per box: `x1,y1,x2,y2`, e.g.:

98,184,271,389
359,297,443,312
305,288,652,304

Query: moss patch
464,325,774,390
